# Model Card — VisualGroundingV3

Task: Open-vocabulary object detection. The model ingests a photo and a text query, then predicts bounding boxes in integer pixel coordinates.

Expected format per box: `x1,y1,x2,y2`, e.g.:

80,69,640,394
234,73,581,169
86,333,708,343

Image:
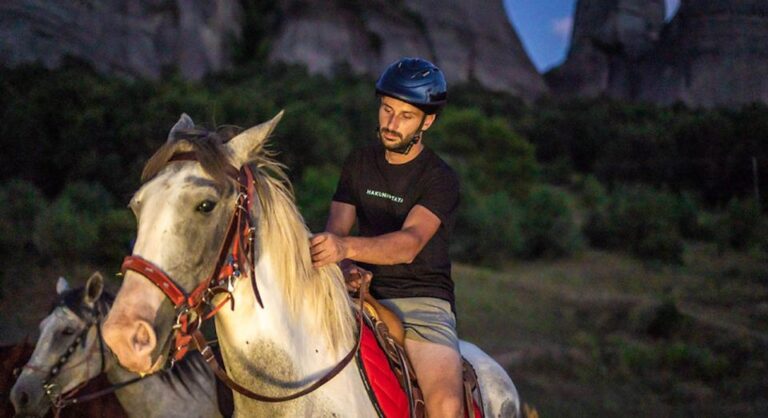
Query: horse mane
141,123,356,353
56,287,115,320
248,152,357,353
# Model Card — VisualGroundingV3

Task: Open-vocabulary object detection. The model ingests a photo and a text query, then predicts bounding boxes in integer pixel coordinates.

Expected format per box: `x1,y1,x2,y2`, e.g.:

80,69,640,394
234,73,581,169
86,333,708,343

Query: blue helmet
375,57,447,114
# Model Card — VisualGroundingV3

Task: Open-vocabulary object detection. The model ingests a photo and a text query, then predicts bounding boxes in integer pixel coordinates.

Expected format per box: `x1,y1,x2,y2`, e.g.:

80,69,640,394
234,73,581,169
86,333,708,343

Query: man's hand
342,263,372,293
310,232,348,267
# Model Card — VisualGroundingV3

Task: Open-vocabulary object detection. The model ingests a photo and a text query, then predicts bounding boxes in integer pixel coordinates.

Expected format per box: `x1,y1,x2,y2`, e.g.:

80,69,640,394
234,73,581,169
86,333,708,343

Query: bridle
32,306,106,404
122,152,364,403
120,151,261,364
21,300,146,417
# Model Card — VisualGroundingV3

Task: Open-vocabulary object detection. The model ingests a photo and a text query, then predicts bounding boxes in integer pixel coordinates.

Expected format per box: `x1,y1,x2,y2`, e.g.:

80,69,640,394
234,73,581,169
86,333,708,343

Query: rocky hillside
0,0,243,80
547,0,768,107
0,0,548,100
268,0,548,101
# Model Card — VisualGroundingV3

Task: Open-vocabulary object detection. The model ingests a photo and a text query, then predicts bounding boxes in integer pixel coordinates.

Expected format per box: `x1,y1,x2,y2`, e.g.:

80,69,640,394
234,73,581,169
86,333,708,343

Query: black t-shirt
333,142,460,307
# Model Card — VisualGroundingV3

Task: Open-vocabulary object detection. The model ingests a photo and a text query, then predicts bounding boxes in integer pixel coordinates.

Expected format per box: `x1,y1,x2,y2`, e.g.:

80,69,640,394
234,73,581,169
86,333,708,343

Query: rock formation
0,0,547,99
547,0,768,107
638,0,768,107
545,0,666,99
0,0,243,80
268,0,549,101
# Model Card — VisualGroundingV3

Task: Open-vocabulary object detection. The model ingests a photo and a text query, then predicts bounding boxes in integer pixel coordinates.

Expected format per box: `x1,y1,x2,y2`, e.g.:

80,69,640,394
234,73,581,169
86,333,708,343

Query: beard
378,127,419,150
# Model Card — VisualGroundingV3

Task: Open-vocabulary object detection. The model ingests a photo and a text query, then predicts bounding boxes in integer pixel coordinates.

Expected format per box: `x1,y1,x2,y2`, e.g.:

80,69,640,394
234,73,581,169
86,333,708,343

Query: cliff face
547,0,768,107
0,0,242,80
545,0,666,99
638,0,768,107
0,0,546,99
268,0,549,101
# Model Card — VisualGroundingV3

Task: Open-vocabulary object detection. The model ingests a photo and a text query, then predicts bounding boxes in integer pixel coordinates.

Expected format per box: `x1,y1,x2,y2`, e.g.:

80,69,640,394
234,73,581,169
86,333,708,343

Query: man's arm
325,201,356,237
310,204,441,267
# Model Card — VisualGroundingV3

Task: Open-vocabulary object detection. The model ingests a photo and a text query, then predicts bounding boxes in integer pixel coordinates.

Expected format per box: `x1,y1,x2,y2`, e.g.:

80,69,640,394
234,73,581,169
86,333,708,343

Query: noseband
121,152,263,363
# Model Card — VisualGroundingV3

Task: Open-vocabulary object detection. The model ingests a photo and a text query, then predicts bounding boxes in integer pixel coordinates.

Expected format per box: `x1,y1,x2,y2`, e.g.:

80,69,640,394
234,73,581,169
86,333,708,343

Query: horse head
11,273,110,417
102,112,285,375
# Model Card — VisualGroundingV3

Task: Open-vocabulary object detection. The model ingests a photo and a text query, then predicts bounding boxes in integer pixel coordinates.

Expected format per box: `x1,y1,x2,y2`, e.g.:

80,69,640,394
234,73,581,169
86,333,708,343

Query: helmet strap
380,114,427,155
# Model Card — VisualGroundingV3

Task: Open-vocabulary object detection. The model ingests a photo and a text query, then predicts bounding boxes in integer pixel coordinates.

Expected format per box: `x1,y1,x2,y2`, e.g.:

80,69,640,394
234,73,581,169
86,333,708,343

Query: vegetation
1,63,767,269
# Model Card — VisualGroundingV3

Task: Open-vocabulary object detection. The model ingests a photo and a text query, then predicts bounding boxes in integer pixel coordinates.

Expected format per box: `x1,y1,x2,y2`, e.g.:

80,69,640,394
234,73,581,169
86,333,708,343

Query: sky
504,0,681,73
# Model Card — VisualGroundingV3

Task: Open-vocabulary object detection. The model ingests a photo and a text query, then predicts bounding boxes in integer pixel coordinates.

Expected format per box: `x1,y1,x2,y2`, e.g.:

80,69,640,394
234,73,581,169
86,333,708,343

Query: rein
191,286,366,403
124,152,363,403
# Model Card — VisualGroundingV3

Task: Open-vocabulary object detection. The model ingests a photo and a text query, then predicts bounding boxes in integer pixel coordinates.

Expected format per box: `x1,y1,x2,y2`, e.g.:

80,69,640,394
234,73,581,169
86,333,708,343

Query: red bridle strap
121,256,188,308
120,155,260,362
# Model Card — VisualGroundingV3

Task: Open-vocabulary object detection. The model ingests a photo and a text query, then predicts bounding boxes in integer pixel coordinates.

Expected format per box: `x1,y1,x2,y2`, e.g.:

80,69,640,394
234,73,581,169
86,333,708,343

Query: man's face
378,96,436,150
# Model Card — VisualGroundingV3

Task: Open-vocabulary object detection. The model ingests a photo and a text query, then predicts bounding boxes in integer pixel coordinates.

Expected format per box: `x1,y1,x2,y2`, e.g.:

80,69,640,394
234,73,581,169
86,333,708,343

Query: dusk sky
504,0,682,73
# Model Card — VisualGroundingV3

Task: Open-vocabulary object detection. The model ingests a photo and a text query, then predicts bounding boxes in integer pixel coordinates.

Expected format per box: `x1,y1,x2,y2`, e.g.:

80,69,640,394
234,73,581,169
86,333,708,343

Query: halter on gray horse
11,272,224,418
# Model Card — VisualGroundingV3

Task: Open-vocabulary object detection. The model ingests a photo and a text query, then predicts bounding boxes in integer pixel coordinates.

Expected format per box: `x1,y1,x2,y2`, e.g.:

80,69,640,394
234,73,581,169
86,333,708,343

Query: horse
11,272,224,418
101,112,520,417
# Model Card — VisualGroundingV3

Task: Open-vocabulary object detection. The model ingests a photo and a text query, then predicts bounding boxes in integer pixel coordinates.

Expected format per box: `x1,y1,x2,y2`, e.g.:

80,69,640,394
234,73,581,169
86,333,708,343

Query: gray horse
11,272,224,418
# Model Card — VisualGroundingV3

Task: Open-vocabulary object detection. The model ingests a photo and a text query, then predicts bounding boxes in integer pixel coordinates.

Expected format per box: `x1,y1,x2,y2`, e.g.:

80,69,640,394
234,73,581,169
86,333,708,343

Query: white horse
11,272,223,418
101,112,520,417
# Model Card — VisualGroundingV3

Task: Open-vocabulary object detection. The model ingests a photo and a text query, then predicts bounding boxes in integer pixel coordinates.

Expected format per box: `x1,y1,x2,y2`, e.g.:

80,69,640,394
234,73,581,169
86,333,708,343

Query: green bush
295,165,340,232
453,191,524,266
579,174,608,212
585,185,684,263
33,182,114,261
716,198,762,250
674,192,704,240
0,179,46,254
96,209,136,265
430,108,539,199
519,185,582,258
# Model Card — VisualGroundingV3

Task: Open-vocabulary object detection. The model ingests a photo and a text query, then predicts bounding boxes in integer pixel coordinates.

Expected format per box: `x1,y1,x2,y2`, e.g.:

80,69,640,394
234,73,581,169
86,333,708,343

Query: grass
454,245,768,417
2,244,767,417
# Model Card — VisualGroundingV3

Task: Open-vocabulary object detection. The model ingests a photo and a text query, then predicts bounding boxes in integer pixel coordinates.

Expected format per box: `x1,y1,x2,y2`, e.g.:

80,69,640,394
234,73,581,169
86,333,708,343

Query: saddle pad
357,321,410,417
356,322,481,418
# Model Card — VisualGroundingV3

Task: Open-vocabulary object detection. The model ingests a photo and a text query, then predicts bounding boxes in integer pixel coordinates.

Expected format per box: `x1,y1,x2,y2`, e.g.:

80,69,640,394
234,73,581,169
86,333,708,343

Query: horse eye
196,200,217,213
62,327,75,336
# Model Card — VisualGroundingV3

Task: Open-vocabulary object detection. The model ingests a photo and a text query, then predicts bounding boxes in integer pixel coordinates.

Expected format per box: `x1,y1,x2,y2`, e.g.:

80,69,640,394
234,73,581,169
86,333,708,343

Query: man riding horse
310,57,464,418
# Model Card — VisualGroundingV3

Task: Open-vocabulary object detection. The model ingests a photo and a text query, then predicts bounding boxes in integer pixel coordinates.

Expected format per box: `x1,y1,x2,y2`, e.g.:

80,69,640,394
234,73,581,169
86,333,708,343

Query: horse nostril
19,390,30,406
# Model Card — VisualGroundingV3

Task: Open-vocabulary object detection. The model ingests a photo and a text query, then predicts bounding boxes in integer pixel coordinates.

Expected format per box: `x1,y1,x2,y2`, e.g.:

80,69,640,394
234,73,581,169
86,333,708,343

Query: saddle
359,295,484,418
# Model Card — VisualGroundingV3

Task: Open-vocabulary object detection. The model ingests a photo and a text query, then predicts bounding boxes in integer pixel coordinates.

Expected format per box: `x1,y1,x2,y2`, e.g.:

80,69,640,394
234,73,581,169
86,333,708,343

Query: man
310,57,463,418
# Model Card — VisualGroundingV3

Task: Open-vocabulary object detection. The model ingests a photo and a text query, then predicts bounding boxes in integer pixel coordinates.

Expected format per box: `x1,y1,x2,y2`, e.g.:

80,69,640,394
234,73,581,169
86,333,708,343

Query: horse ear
84,272,104,305
168,113,195,142
227,110,285,167
56,276,69,295
56,277,70,295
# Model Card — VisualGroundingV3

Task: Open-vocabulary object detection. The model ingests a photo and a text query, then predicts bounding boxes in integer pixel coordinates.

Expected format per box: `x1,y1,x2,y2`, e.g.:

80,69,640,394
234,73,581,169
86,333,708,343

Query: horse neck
213,252,374,416
106,350,219,418
216,251,340,366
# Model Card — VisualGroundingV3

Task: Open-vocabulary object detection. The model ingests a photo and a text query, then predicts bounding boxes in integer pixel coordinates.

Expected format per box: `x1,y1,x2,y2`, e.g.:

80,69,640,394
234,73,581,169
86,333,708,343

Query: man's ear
226,111,285,168
421,114,437,131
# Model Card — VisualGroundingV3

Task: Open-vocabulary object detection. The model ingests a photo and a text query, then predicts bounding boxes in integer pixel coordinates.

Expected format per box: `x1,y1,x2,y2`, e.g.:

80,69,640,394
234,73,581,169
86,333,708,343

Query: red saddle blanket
356,322,481,418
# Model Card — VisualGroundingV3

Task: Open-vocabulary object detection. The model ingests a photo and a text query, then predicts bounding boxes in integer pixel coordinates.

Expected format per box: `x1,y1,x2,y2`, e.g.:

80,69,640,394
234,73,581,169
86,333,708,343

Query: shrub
96,209,136,265
0,179,46,254
579,174,608,212
585,185,684,263
33,182,114,261
453,191,524,266
519,185,582,258
717,198,762,250
430,108,539,199
295,165,340,232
